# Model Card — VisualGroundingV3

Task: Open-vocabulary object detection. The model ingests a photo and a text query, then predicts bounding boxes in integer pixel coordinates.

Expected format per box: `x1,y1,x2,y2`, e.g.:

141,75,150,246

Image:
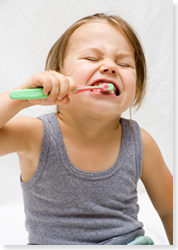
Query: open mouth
90,80,120,97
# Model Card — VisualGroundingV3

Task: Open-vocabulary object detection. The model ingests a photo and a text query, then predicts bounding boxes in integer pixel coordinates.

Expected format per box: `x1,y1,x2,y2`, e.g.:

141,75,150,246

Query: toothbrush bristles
102,83,114,92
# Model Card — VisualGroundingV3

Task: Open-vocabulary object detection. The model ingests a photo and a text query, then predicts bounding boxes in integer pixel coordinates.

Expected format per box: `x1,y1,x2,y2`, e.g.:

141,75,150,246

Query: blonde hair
45,13,147,110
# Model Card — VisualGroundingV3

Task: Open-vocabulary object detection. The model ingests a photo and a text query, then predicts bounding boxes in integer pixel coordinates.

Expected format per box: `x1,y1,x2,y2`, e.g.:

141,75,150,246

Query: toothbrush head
102,83,114,92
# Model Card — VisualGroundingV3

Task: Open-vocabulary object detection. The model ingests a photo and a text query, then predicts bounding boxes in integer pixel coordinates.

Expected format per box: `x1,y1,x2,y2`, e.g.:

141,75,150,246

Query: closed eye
119,64,130,68
84,57,98,62
115,59,135,68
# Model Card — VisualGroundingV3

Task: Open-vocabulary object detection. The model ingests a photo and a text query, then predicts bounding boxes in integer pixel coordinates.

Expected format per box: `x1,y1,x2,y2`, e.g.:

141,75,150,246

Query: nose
99,59,118,75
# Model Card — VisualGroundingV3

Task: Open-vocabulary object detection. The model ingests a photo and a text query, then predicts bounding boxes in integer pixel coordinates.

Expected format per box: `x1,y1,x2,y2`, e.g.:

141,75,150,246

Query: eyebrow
115,52,135,59
79,47,104,55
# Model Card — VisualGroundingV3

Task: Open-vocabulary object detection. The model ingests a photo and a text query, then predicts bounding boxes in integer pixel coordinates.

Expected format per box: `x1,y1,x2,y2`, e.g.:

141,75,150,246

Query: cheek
123,71,136,90
64,62,95,85
123,71,137,103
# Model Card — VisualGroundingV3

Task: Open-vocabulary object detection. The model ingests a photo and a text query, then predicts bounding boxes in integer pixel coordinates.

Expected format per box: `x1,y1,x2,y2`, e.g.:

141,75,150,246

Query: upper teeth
92,89,102,92
93,83,105,86
92,83,105,92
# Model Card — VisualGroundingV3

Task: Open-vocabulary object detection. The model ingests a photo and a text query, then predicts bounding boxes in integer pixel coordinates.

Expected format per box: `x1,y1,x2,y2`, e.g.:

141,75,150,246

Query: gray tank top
21,113,144,245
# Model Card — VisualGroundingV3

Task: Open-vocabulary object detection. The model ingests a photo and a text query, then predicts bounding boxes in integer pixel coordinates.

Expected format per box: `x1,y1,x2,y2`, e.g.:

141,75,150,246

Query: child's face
61,21,137,119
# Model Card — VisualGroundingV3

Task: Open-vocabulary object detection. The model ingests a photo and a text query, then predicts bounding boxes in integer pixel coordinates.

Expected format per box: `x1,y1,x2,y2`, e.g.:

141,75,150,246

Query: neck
56,110,121,144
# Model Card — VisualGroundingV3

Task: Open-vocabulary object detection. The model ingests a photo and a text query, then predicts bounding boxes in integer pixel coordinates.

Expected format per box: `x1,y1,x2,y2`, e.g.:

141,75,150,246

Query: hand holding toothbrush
12,71,78,105
10,71,114,104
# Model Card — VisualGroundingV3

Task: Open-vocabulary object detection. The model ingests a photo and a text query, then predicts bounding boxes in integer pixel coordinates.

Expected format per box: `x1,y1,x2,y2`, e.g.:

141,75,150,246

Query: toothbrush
74,83,114,94
9,83,114,100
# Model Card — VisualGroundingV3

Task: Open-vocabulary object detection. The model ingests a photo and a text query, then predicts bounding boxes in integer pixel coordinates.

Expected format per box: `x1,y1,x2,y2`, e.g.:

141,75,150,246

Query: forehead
66,21,134,55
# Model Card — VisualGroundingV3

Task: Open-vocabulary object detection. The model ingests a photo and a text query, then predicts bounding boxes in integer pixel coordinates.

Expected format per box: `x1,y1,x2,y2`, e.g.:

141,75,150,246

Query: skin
0,21,173,244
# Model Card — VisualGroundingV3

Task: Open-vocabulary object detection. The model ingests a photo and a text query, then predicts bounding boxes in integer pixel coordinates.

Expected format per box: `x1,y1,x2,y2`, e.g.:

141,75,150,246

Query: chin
88,103,121,120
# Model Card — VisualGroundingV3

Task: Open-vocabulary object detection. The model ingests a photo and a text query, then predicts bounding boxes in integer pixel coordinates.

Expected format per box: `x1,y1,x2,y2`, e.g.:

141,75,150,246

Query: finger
49,71,69,100
22,72,52,94
58,96,70,105
43,72,60,102
49,71,77,99
66,76,77,95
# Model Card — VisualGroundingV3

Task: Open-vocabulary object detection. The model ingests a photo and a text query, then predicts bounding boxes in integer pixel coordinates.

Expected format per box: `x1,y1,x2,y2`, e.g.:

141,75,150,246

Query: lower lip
85,90,121,99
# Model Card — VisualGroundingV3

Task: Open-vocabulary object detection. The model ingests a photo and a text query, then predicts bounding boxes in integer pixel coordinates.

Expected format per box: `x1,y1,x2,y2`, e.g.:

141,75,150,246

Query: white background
0,0,174,246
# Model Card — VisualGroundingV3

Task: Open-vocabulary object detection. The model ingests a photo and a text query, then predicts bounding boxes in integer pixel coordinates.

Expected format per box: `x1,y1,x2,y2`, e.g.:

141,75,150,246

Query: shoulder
140,127,164,178
140,126,172,177
140,126,172,182
140,127,157,153
0,116,43,156
10,115,43,141
140,127,173,217
15,116,43,154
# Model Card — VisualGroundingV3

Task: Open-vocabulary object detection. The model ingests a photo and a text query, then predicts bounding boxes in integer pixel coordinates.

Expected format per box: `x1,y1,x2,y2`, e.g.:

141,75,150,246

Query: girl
0,13,173,245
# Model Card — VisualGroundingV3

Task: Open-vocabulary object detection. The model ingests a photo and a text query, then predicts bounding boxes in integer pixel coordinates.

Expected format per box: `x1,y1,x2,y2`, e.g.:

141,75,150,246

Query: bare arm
0,87,31,129
140,128,173,245
0,71,76,155
0,87,35,158
0,72,74,129
0,71,76,181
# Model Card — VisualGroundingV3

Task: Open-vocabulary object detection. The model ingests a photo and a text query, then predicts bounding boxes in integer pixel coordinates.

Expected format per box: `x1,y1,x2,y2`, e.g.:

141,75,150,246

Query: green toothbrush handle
9,84,114,100
9,88,48,100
